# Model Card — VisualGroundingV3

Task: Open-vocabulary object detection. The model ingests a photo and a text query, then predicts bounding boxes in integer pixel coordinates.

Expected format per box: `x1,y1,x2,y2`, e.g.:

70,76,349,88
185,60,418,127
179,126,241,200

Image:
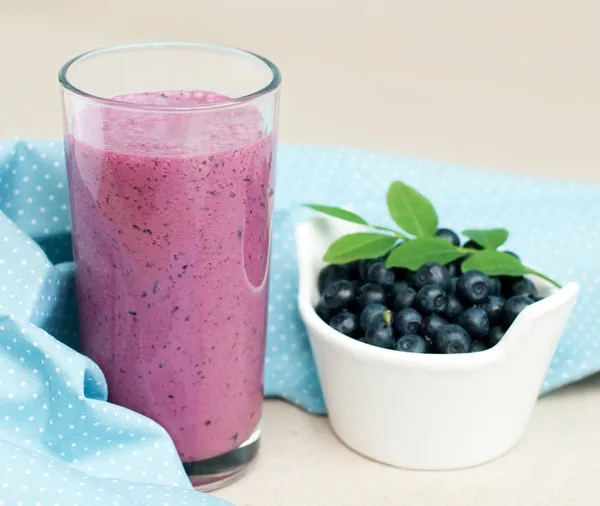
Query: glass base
184,427,261,492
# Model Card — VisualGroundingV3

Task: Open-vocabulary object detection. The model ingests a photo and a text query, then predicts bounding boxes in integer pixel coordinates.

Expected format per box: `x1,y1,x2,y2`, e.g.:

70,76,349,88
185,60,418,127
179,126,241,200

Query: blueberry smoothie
65,91,275,462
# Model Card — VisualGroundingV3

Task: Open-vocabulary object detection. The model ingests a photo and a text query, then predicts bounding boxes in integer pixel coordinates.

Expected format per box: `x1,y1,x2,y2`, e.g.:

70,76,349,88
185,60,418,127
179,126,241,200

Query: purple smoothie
65,90,274,461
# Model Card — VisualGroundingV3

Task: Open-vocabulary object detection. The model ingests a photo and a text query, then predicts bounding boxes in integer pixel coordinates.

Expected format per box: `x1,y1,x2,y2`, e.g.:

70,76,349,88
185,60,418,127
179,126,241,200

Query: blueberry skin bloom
456,270,490,305
413,262,451,290
329,310,359,338
318,264,350,294
322,279,356,311
366,261,396,287
414,283,449,315
456,307,490,340
393,308,423,336
434,324,472,354
357,282,387,308
389,282,417,311
395,334,429,353
359,303,389,331
365,311,395,349
504,295,534,326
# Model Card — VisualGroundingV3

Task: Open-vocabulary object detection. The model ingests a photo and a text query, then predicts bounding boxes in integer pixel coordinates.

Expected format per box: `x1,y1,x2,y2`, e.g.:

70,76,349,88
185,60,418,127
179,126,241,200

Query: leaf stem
526,268,562,289
370,225,409,240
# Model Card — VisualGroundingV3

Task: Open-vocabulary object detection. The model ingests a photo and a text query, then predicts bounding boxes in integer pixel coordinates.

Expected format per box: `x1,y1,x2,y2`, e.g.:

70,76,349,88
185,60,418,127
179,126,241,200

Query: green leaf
323,233,398,264
304,204,368,225
461,250,528,277
462,250,562,288
385,237,466,270
386,182,438,237
462,228,509,249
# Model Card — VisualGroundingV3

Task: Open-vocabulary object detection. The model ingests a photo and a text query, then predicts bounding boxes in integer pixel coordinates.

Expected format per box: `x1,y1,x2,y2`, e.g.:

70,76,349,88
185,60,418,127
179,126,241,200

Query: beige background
2,1,600,505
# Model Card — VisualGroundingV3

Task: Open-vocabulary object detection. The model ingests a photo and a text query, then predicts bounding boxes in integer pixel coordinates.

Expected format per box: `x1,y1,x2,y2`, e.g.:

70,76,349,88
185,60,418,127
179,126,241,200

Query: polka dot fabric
0,138,595,503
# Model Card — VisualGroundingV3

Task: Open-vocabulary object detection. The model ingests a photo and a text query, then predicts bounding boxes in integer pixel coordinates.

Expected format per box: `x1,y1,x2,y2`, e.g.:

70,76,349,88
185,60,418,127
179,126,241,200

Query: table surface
2,1,600,504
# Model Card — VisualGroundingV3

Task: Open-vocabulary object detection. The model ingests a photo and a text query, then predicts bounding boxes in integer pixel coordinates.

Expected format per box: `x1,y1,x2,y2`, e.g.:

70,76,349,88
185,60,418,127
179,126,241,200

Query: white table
2,2,600,504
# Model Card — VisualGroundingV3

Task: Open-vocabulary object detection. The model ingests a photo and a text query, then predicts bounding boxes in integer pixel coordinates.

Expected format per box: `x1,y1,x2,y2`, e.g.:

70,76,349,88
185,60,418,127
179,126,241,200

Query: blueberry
456,270,490,305
503,250,520,260
389,282,416,311
504,295,534,326
315,302,332,322
390,280,410,292
420,314,448,339
329,310,359,338
434,324,472,354
360,303,388,331
357,282,387,308
447,262,458,278
510,277,538,299
393,308,423,336
365,311,395,349
457,307,490,339
414,262,451,290
435,228,460,246
318,264,349,293
463,240,483,250
444,294,463,320
448,276,458,294
471,340,488,353
367,261,396,287
395,334,429,353
480,295,505,327
358,259,376,281
487,277,502,297
486,326,505,347
414,283,448,315
322,279,356,311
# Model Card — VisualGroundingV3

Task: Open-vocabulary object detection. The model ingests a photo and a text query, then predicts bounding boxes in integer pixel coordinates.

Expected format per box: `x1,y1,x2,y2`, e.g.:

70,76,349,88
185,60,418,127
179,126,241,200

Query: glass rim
58,41,281,112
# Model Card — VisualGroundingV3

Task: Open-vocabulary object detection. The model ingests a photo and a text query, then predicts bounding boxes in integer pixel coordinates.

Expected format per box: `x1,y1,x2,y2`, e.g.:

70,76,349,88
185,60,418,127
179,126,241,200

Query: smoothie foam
65,91,274,461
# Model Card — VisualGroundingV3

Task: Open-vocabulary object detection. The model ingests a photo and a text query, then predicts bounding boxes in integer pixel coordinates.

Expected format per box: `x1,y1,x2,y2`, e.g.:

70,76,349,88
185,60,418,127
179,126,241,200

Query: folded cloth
0,138,597,505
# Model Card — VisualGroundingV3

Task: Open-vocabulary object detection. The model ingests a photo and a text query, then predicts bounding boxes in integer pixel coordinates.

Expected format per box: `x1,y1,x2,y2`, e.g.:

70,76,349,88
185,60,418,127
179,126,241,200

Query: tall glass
59,42,280,490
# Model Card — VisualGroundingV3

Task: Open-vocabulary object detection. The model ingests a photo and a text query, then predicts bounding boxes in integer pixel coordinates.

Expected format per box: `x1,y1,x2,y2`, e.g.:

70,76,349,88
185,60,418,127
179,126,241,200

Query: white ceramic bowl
296,215,580,470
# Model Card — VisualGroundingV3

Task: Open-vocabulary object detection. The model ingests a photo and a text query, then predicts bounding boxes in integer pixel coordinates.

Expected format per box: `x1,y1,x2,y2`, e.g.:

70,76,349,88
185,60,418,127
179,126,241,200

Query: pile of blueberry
315,228,543,354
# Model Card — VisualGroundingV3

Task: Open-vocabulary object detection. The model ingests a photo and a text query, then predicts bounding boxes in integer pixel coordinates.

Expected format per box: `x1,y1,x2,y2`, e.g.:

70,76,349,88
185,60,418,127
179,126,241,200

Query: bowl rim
296,218,580,372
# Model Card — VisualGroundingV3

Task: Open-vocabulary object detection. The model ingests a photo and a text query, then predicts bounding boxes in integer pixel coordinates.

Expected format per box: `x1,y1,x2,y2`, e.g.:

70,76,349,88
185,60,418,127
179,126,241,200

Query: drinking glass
59,42,280,490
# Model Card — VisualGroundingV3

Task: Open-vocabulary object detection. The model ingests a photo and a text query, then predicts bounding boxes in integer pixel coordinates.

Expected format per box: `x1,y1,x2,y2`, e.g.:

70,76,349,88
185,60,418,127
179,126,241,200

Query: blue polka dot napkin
0,138,597,505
